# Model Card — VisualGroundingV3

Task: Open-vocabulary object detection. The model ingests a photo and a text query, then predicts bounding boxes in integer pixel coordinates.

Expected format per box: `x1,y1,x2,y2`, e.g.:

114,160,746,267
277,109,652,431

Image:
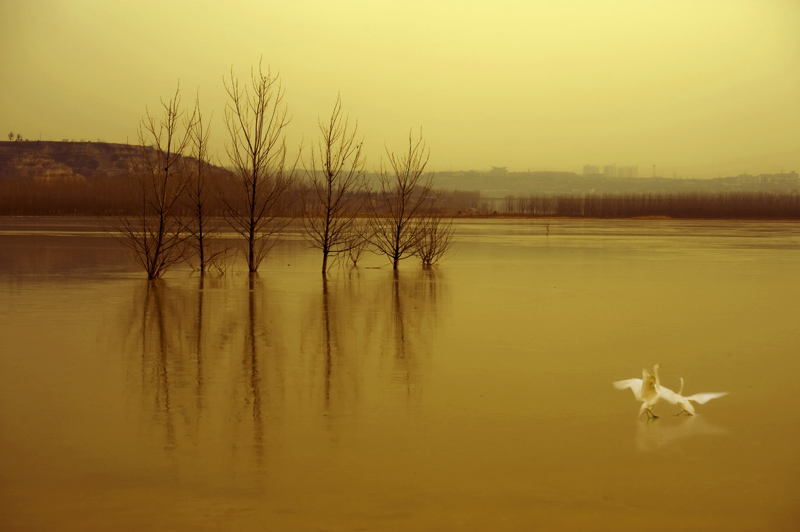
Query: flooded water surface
0,217,798,531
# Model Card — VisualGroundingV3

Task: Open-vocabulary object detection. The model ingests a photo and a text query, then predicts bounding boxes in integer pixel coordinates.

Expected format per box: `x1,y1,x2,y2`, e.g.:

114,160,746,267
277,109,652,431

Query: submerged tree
414,211,455,267
118,84,193,279
370,130,434,270
184,95,225,274
222,60,298,273
343,217,374,268
302,94,368,274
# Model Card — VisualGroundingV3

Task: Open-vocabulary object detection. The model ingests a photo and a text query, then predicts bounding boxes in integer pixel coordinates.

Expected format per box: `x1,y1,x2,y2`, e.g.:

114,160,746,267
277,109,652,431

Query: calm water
0,217,798,531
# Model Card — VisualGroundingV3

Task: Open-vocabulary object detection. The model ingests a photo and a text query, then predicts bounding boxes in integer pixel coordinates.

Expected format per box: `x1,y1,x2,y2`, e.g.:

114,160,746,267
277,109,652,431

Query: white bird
613,363,663,418
658,377,728,416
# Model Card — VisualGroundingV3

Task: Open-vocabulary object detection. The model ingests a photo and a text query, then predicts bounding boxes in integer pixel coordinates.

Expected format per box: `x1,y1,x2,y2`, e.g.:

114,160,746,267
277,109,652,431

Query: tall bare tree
370,130,434,270
222,60,297,273
184,95,225,274
302,94,368,274
118,84,193,279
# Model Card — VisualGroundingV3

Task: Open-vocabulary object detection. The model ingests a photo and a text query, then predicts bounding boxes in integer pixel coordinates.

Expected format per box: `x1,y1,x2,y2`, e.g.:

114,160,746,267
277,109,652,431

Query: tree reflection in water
245,273,265,462
123,267,447,474
136,281,178,451
300,272,368,425
321,277,335,411
301,267,447,420
126,279,214,453
388,268,445,397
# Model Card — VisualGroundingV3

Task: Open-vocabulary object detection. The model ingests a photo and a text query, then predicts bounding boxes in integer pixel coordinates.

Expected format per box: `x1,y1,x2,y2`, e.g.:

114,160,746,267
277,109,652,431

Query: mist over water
1,218,798,531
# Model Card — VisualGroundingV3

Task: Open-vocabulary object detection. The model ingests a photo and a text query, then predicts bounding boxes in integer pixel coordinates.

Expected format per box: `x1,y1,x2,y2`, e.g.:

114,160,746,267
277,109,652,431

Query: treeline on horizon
494,191,800,219
0,175,481,217
1,176,798,219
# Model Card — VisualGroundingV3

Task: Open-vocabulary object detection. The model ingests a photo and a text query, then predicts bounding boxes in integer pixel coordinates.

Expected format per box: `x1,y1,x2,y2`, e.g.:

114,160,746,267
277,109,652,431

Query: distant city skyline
1,136,793,181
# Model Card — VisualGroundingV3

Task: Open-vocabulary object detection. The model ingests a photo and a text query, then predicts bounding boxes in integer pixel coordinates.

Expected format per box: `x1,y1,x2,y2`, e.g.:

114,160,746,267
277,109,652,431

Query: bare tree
302,94,368,274
370,130,434,270
7,132,12,142
414,210,455,267
222,60,298,273
117,84,193,279
184,95,226,274
343,218,374,268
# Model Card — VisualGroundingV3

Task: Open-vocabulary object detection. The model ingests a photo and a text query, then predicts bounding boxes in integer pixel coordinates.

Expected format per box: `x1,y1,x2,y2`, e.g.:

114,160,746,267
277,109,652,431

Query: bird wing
686,392,728,404
613,379,643,400
658,385,681,405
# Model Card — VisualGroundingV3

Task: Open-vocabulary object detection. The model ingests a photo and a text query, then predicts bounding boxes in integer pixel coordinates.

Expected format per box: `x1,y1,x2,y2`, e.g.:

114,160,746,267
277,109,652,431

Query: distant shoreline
1,140,799,219
1,213,798,222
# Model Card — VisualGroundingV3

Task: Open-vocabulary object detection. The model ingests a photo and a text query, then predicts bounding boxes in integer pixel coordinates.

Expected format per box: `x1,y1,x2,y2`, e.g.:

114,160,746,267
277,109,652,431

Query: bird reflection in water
636,414,729,452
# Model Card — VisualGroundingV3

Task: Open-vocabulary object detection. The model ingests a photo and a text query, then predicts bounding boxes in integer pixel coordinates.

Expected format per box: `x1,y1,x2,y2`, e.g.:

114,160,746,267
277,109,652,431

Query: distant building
489,166,508,176
618,165,638,178
759,171,799,183
726,171,800,185
603,165,617,177
583,165,600,176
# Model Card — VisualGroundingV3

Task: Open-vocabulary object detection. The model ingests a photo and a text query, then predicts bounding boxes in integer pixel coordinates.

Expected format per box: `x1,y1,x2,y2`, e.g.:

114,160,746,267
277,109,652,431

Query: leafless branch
370,129,434,270
116,83,192,279
183,94,228,274
302,93,368,274
220,58,299,272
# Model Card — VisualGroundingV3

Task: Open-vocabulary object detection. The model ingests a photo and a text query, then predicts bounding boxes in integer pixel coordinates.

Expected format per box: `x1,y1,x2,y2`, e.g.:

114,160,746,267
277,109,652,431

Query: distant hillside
0,141,147,181
0,140,797,218
0,140,232,182
2,140,797,197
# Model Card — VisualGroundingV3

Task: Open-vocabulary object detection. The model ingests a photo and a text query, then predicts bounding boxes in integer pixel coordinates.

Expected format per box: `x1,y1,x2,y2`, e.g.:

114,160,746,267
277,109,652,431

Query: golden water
0,218,798,530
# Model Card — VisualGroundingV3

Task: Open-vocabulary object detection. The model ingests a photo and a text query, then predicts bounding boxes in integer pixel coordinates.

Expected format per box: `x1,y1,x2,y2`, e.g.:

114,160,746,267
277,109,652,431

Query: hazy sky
1,0,798,177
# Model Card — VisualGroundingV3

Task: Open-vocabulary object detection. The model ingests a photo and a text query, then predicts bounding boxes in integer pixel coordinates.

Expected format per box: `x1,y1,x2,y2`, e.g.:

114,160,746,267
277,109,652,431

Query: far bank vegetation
0,61,462,277
3,176,798,220
2,61,799,277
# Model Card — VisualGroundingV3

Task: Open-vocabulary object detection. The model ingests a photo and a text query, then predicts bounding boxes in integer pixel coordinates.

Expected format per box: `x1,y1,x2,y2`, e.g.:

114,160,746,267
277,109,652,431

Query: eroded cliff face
0,141,141,181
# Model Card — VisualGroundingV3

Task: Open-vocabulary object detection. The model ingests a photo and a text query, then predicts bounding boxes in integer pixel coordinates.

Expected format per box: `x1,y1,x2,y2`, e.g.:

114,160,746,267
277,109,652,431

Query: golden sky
1,0,798,177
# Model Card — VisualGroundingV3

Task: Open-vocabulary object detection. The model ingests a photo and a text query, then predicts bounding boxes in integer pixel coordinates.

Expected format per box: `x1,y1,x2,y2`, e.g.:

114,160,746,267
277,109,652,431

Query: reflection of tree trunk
143,281,175,450
322,277,332,411
385,269,445,397
246,274,264,459
390,270,415,396
392,270,406,360
421,268,439,309
195,276,205,426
